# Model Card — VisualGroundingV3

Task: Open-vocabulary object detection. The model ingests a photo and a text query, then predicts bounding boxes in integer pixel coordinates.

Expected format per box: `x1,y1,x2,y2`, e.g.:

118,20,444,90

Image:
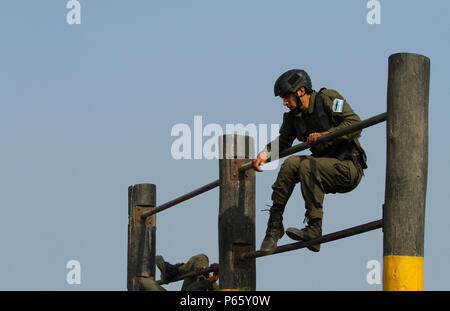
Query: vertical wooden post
218,134,256,290
128,184,157,291
384,53,430,291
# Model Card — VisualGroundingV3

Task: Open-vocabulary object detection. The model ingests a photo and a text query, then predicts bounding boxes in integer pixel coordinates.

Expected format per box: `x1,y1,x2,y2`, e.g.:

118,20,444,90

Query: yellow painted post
383,53,430,291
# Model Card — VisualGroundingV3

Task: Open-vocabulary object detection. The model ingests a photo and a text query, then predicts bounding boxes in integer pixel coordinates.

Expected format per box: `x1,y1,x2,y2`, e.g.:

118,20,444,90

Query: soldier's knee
298,157,314,179
281,156,301,170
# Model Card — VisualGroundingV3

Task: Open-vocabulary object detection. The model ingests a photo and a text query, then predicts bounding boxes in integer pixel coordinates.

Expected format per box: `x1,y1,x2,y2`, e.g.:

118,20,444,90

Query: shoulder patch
332,99,344,113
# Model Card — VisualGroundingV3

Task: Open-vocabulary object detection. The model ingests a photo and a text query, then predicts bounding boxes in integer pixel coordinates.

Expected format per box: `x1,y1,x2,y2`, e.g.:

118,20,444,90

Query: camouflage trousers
271,155,363,220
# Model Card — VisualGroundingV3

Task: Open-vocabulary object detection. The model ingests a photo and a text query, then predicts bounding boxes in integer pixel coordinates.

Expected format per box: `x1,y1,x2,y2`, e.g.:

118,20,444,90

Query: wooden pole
383,53,430,291
218,134,256,290
127,184,157,291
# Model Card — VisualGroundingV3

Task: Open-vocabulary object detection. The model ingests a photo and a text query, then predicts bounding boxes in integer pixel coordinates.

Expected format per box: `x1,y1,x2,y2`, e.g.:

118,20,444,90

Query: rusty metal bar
156,219,382,284
239,112,387,172
141,112,387,218
240,219,383,260
141,179,220,219
140,113,386,219
156,266,219,285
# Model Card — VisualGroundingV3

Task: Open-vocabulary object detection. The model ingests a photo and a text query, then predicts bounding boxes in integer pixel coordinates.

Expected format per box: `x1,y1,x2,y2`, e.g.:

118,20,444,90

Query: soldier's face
281,94,297,111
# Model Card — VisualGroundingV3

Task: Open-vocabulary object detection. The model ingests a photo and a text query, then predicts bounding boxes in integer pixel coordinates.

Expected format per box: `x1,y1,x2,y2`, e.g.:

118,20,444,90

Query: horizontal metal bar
141,179,220,219
155,219,382,284
240,219,383,260
156,266,219,285
239,112,387,172
141,113,386,218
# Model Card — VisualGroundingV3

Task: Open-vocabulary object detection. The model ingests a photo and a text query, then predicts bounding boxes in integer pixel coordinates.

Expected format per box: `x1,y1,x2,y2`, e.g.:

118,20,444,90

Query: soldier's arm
253,113,297,171
321,90,362,142
261,112,296,157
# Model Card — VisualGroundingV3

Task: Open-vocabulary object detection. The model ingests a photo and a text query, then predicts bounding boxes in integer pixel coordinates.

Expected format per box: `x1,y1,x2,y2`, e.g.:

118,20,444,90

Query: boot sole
285,228,321,252
259,238,278,254
259,243,277,254
285,228,304,241
155,255,165,271
155,255,168,283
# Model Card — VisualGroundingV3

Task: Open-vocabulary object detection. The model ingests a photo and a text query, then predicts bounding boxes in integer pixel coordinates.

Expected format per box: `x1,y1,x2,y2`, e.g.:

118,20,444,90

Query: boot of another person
155,255,184,284
285,218,322,252
259,205,285,254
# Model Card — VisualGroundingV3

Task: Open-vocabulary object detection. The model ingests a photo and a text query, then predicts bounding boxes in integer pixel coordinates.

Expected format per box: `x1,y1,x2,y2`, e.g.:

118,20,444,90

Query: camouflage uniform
178,254,218,291
264,89,367,220
140,254,218,291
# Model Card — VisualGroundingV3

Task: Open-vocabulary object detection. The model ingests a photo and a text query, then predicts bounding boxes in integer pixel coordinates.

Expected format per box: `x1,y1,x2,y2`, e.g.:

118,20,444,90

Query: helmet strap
294,93,303,107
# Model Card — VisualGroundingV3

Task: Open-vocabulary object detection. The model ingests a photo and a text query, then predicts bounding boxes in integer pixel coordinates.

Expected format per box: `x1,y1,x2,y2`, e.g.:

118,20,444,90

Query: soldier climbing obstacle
139,254,219,291
253,69,368,254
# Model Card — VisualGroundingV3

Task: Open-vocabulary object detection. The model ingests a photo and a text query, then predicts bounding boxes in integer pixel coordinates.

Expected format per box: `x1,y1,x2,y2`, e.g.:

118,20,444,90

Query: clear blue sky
0,0,448,290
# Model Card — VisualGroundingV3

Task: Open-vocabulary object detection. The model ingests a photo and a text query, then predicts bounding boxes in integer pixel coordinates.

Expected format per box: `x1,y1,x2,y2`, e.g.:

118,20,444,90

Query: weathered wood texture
127,184,156,291
384,53,430,257
218,135,256,290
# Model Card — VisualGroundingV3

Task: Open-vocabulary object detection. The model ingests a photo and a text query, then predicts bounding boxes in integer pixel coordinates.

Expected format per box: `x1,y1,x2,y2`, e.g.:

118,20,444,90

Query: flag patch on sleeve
332,99,344,112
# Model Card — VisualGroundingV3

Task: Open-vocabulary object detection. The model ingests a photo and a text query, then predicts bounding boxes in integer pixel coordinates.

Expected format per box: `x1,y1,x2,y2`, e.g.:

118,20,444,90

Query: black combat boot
285,218,322,252
260,204,285,254
155,255,184,284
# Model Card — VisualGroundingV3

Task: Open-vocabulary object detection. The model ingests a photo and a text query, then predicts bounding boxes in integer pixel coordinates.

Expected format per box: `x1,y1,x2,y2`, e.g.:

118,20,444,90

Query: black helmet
274,69,312,97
